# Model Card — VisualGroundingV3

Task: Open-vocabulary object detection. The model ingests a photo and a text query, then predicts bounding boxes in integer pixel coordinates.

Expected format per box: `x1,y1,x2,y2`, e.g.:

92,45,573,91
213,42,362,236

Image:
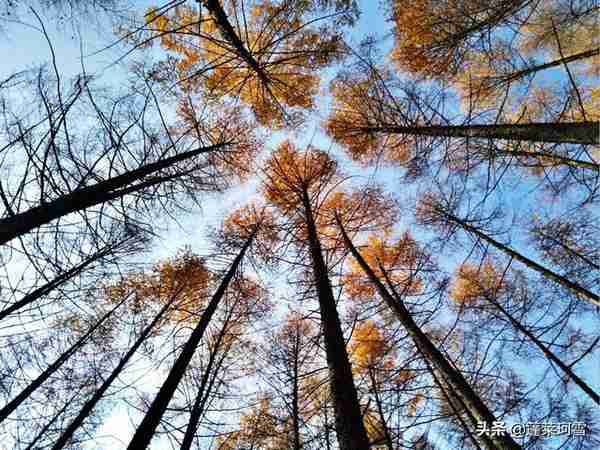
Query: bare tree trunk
126,232,254,450
0,143,226,245
483,291,599,404
50,289,183,450
0,297,126,425
302,191,370,450
337,216,522,450
367,367,394,450
363,122,599,145
483,48,600,88
440,210,600,307
203,0,270,85
25,394,75,450
180,307,235,450
292,324,301,450
0,237,132,322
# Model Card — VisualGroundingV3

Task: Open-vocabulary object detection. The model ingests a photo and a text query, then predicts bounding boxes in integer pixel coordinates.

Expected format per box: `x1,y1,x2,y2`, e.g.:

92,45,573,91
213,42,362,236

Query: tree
126,205,275,449
262,141,381,450
0,68,259,247
336,215,522,450
450,259,599,404
389,0,534,78
138,0,346,128
416,191,600,307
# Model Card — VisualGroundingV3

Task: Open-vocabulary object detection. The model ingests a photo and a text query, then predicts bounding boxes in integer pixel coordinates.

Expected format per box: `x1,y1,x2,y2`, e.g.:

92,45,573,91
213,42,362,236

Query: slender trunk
0,298,126,425
337,216,522,450
302,191,370,450
534,229,600,271
485,48,600,87
0,239,127,322
25,393,75,450
363,122,599,145
425,358,483,450
126,233,254,450
292,327,301,450
491,148,600,172
203,0,271,85
51,290,182,450
0,143,225,245
367,367,394,450
441,211,600,307
484,293,599,404
180,308,234,450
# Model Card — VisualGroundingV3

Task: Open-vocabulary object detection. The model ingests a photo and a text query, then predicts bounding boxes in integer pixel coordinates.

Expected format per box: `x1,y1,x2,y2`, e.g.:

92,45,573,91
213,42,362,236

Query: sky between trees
0,1,598,449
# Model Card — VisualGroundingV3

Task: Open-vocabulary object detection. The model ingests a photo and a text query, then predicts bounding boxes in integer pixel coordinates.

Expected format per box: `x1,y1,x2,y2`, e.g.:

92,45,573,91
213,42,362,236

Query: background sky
0,1,597,449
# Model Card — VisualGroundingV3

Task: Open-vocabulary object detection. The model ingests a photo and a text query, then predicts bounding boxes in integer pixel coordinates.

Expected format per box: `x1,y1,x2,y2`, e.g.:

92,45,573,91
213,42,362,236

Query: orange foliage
344,232,426,302
104,250,210,324
390,0,528,78
326,71,414,166
262,140,338,213
145,1,341,128
172,97,262,182
451,261,507,305
349,320,389,369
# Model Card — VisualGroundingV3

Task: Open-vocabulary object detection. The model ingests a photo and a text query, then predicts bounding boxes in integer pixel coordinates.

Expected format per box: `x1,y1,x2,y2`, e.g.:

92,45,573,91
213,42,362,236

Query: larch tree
137,0,348,128
336,216,523,450
262,141,398,450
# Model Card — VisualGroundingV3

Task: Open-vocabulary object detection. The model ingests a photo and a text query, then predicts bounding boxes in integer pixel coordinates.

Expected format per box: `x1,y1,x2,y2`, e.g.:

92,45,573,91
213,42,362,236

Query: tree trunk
0,143,226,245
483,292,599,404
302,191,370,450
367,367,394,450
126,232,254,450
440,211,600,307
0,298,126,425
25,394,75,450
50,290,182,450
485,47,600,87
0,239,129,322
489,148,600,172
292,324,301,450
337,216,522,450
180,307,234,450
365,122,599,145
203,0,270,85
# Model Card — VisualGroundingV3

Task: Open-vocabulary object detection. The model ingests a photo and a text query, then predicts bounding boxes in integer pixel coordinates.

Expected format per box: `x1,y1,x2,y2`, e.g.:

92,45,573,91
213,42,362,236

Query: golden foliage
326,72,414,166
450,261,506,305
344,232,425,302
172,98,262,182
103,250,210,323
262,141,337,213
145,1,341,128
216,397,279,450
349,320,388,368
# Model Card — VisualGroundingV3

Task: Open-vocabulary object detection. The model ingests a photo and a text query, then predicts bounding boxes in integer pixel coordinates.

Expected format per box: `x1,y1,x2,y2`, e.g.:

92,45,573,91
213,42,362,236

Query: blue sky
0,1,598,449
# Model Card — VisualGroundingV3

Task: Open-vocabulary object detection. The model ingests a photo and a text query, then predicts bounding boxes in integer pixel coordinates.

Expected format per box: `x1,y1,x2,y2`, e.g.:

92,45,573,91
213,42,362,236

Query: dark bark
337,216,522,450
363,122,599,145
367,367,394,450
0,239,128,323
180,305,235,450
484,48,600,87
441,211,600,307
50,290,182,450
302,191,370,450
203,0,271,85
126,232,254,450
25,394,75,450
0,143,226,245
483,293,599,404
292,325,301,450
0,298,126,425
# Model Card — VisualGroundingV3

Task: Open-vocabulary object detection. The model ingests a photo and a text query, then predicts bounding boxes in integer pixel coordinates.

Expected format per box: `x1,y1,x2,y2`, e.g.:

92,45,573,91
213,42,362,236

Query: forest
0,0,598,449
